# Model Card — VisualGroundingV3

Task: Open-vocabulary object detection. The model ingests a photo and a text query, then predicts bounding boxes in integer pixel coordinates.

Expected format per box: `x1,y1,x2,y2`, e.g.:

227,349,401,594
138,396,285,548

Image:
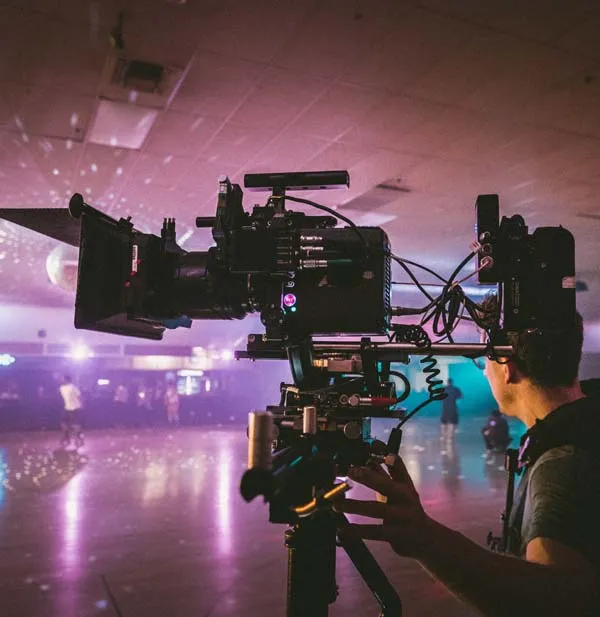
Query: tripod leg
286,512,338,617
336,513,402,617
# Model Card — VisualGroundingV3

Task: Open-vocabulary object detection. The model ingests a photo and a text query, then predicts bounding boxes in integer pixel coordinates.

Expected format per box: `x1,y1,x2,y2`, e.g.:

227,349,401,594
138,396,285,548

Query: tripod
285,509,402,617
250,440,403,617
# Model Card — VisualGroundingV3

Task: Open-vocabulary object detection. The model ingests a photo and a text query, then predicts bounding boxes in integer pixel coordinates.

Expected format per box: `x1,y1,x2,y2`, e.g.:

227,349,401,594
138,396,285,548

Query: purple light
283,293,297,308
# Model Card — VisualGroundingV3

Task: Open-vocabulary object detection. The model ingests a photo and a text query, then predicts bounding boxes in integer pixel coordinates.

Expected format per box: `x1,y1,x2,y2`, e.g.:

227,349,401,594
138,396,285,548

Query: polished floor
0,417,517,617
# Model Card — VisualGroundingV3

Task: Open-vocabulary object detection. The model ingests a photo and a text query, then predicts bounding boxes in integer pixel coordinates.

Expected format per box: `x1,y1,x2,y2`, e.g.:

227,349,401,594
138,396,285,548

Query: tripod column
285,511,338,617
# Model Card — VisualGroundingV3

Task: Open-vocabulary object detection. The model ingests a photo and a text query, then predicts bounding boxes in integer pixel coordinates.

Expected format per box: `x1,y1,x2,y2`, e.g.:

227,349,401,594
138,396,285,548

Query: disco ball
45,244,79,293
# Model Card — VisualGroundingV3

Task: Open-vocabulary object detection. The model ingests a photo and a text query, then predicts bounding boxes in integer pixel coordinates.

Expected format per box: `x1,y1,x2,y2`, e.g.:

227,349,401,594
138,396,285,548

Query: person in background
440,377,462,443
136,381,153,426
59,374,84,448
481,408,511,454
113,382,129,428
164,382,180,427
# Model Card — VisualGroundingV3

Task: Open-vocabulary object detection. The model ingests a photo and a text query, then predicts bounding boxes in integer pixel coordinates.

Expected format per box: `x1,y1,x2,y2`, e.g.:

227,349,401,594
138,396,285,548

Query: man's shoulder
530,444,600,490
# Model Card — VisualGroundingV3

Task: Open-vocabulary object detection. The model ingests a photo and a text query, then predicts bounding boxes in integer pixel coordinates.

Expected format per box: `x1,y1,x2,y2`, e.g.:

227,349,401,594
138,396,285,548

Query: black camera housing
475,194,576,332
73,171,392,341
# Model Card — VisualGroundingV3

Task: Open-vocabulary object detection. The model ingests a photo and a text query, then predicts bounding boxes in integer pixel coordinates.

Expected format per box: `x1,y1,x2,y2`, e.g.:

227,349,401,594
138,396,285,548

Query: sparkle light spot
52,169,60,176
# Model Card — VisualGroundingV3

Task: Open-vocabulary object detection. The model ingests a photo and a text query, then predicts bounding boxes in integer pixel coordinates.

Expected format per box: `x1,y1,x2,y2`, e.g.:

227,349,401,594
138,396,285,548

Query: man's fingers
348,466,414,501
386,455,417,492
335,498,389,518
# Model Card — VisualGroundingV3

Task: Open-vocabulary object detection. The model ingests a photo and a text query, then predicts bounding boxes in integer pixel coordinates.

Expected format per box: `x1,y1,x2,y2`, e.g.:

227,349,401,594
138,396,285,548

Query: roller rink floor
0,417,518,617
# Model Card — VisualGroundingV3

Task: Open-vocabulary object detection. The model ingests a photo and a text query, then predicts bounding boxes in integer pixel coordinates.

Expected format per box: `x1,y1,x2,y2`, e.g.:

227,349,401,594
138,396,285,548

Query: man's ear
504,359,521,385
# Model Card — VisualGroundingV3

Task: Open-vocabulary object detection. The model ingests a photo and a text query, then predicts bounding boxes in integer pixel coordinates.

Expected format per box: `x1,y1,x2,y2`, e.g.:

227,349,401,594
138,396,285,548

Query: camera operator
336,296,600,617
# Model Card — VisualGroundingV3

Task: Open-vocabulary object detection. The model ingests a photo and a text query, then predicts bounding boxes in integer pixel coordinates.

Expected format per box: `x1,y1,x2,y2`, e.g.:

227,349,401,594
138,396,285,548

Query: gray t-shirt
520,445,600,572
505,398,600,614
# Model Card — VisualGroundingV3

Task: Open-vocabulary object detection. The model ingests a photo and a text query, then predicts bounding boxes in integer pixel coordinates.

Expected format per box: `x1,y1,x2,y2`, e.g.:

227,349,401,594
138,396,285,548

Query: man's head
479,295,584,417
63,374,72,384
447,378,453,386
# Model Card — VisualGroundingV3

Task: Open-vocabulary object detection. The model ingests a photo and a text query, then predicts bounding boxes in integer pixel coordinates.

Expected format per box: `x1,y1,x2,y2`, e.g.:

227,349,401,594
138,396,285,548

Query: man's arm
339,460,599,617
420,519,598,617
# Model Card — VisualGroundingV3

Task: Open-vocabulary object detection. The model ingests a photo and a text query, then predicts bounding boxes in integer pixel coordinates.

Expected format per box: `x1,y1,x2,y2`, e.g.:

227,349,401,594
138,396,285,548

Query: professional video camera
71,170,390,344
0,170,577,616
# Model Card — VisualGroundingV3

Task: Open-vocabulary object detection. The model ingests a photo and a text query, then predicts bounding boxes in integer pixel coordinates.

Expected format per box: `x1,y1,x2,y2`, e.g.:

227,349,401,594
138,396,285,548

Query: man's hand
336,456,434,559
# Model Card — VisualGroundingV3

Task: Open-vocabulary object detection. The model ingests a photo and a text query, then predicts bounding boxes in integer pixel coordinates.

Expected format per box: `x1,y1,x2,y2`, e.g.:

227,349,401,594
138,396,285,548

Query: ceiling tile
417,0,593,44
343,7,474,93
338,149,427,206
131,152,194,189
11,86,92,141
289,83,388,141
143,110,224,157
458,45,593,117
302,142,381,173
189,0,312,64
171,52,267,117
228,66,330,131
75,143,139,202
173,157,234,201
0,132,38,171
341,94,448,150
397,107,488,158
248,129,329,172
557,13,600,59
199,122,280,168
275,0,406,78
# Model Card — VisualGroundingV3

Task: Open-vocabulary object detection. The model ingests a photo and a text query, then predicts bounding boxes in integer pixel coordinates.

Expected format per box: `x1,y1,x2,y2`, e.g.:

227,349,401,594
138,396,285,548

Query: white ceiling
0,0,599,320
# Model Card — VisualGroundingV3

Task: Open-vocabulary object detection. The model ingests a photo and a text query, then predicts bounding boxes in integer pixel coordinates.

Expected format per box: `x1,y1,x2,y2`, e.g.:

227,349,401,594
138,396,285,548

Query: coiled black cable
389,324,448,427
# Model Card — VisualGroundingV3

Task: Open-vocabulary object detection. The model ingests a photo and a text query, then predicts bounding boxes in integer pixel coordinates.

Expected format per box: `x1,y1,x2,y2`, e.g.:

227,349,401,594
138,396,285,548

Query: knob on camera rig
0,169,577,617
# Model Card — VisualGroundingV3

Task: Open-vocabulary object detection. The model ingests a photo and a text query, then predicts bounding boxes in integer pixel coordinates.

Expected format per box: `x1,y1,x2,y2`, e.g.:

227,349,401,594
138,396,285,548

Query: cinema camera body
73,170,391,344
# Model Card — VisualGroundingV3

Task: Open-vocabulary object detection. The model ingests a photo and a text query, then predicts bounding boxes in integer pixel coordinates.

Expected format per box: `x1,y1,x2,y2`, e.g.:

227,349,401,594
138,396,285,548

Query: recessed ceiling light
88,99,159,150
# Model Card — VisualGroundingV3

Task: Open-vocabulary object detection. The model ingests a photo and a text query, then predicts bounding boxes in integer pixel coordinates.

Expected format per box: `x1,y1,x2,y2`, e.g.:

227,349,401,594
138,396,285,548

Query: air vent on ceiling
342,178,411,212
98,50,186,109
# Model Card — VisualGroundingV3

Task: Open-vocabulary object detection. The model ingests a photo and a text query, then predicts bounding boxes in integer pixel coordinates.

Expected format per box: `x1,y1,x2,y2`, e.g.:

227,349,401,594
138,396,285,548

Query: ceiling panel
228,66,330,130
343,7,475,93
143,110,224,157
275,0,406,78
170,51,267,117
341,94,448,151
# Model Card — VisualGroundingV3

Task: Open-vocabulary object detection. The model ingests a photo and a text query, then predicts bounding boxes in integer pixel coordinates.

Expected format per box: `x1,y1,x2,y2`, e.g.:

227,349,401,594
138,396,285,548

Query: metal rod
312,343,513,358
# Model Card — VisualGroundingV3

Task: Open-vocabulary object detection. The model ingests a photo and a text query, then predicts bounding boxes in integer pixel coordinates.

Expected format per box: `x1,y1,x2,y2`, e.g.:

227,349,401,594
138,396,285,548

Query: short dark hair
63,374,72,383
479,295,583,388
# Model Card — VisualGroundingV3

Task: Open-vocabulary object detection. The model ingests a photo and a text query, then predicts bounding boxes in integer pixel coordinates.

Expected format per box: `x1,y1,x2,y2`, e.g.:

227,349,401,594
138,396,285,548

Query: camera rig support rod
311,342,513,359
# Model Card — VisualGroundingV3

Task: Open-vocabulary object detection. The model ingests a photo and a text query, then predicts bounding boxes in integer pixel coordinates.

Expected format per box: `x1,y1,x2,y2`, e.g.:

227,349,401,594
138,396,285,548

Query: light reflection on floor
0,417,514,617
